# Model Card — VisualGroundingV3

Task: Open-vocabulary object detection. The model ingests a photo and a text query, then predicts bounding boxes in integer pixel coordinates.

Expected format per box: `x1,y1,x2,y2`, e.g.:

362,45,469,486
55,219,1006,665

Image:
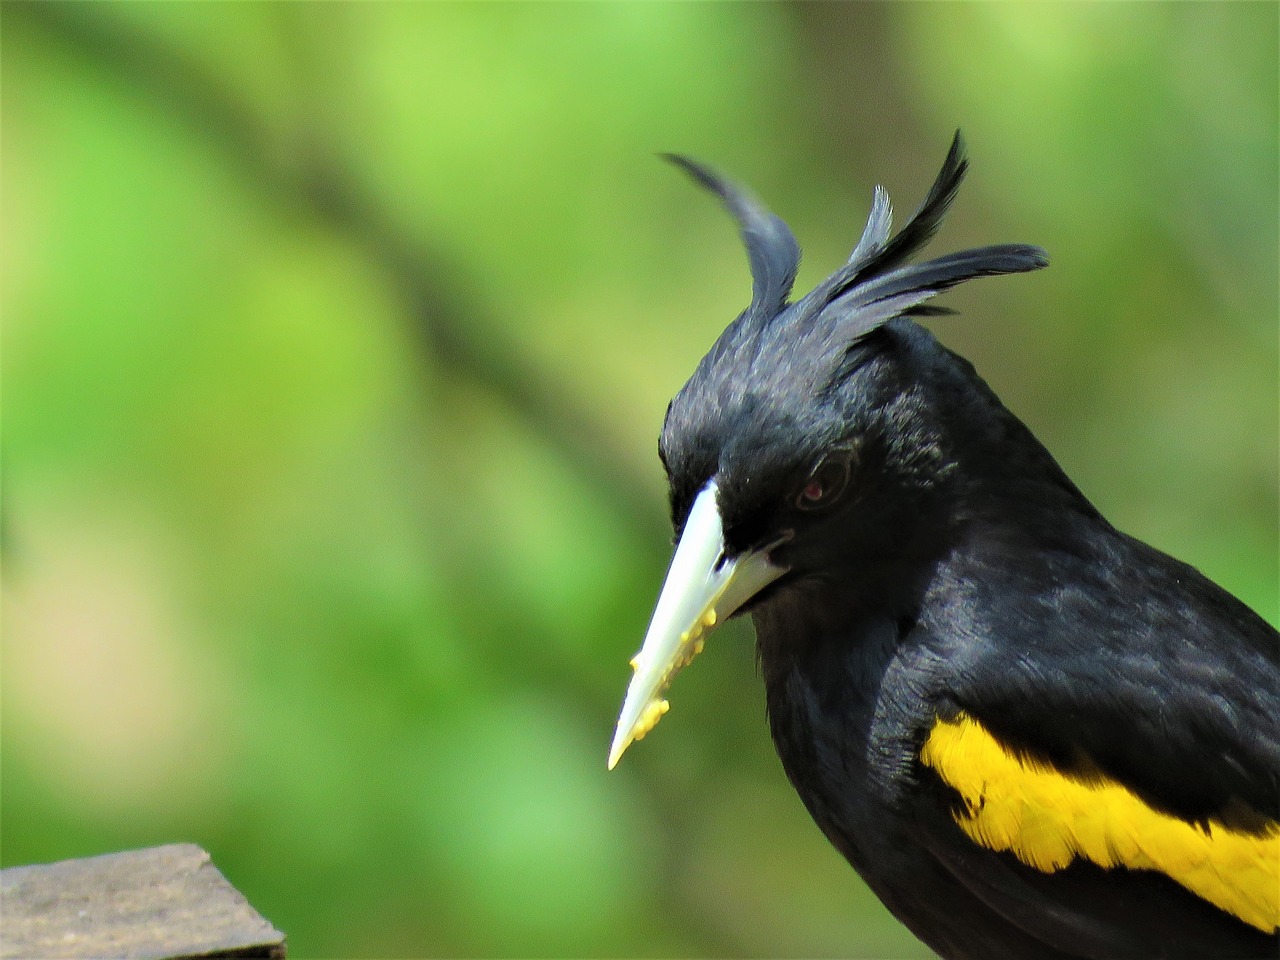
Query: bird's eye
795,451,854,511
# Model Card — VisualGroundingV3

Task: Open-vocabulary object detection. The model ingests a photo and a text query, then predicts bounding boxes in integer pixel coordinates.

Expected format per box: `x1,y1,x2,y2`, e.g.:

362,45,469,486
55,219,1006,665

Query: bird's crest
661,153,801,327
664,132,1048,390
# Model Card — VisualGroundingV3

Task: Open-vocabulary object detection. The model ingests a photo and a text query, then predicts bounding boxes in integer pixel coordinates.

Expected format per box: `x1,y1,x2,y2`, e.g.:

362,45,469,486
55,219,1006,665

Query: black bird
607,133,1279,959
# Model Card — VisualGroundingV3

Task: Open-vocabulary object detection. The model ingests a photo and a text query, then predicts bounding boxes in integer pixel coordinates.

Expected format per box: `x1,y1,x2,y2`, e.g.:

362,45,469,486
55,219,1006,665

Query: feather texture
662,153,800,321
921,713,1280,934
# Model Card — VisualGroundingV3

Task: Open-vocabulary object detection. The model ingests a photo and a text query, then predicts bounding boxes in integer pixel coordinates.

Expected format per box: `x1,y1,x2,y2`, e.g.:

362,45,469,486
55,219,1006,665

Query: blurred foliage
2,4,1275,958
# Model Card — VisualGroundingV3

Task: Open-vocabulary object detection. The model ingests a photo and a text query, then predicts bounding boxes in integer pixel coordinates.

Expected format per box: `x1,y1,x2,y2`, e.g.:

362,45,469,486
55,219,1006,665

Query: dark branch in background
12,3,665,544
11,0,682,745
10,12,731,949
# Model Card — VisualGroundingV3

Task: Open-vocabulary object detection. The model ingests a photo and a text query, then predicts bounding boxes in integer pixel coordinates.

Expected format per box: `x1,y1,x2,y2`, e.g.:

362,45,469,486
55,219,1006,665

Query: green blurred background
3,4,1276,958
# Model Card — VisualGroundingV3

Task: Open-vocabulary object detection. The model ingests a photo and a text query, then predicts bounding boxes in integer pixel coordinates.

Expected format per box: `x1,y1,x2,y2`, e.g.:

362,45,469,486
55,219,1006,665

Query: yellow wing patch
920,713,1280,933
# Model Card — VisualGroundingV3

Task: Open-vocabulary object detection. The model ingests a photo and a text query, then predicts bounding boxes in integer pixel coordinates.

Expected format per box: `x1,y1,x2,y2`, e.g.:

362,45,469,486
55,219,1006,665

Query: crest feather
662,154,801,320
789,130,1047,347
851,130,970,283
665,132,1048,387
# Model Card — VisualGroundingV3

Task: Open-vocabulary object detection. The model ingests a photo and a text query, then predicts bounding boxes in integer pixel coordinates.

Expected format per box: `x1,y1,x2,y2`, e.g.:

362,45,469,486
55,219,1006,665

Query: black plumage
609,133,1280,959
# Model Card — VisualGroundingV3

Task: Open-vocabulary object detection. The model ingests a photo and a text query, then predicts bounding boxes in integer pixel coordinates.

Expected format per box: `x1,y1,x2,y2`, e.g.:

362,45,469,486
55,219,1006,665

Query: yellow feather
920,714,1280,933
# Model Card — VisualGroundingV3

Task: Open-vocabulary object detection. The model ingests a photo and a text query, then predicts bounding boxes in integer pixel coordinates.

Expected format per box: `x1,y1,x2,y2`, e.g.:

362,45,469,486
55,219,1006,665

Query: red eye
796,452,853,511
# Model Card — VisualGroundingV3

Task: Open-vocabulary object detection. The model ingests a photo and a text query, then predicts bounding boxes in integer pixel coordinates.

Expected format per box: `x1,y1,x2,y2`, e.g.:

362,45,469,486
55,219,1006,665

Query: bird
607,132,1280,959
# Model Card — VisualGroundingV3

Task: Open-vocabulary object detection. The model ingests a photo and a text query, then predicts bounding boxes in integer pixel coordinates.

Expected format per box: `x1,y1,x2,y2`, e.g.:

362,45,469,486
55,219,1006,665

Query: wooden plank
1,844,286,959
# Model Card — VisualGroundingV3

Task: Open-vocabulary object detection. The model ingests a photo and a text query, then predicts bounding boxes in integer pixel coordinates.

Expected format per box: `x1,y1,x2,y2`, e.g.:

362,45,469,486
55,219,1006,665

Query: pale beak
608,482,787,769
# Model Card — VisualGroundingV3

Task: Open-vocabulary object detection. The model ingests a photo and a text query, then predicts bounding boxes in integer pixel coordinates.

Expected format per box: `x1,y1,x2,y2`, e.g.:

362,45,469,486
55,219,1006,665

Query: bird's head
608,133,1048,769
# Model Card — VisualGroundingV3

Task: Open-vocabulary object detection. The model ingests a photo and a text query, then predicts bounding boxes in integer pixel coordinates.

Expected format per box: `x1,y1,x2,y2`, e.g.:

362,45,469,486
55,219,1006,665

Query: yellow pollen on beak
674,609,714,670
632,699,670,741
619,604,717,745
609,488,790,771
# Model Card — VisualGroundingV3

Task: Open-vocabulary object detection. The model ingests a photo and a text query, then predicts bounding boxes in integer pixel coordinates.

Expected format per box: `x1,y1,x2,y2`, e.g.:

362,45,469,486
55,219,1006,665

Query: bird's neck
751,545,940,713
752,593,935,857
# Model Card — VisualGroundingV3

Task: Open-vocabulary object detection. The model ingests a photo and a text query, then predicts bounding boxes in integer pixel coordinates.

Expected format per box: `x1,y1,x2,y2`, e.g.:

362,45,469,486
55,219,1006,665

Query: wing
915,527,1280,956
916,709,1279,957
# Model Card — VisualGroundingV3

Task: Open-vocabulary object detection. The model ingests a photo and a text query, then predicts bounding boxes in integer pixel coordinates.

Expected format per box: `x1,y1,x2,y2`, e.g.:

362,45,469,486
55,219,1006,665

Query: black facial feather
659,131,1048,540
